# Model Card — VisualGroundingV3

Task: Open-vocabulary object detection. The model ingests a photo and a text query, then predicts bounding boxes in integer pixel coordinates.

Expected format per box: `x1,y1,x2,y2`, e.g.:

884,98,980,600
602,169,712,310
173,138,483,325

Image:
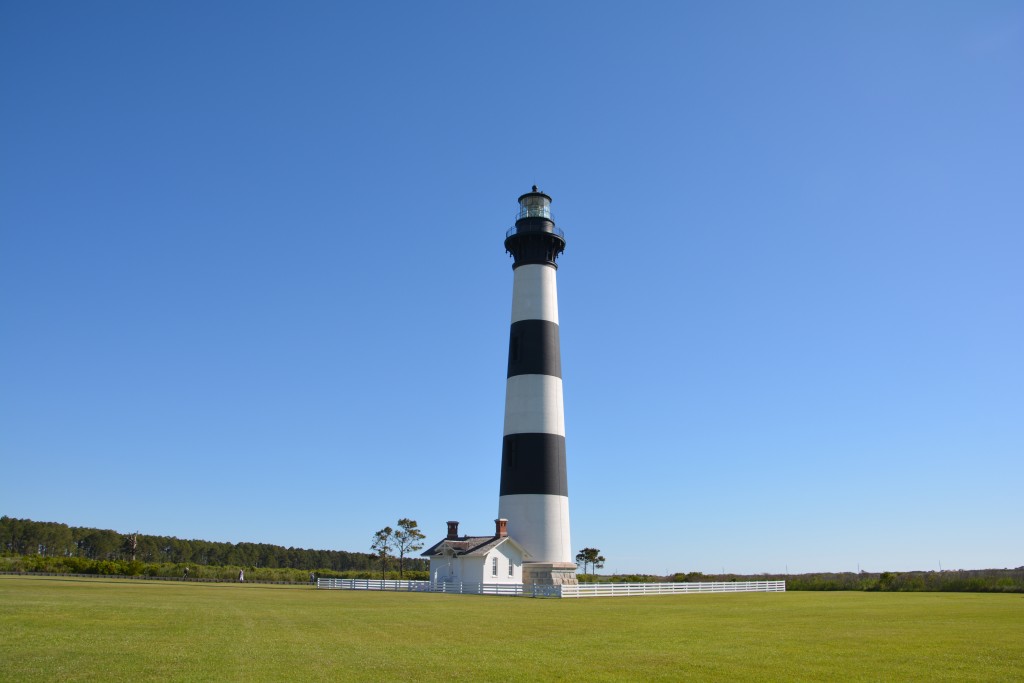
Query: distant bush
610,574,659,583
570,574,659,584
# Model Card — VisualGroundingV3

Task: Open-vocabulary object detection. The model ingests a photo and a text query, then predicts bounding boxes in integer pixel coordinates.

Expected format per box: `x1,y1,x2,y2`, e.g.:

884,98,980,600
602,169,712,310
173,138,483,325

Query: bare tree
123,531,139,562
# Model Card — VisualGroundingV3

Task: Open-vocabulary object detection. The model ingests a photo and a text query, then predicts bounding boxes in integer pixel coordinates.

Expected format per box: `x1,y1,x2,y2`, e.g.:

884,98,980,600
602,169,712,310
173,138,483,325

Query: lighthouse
499,187,577,586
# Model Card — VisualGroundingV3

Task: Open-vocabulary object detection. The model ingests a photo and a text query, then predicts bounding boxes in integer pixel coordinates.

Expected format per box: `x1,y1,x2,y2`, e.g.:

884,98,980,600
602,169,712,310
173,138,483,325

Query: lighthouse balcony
506,224,565,239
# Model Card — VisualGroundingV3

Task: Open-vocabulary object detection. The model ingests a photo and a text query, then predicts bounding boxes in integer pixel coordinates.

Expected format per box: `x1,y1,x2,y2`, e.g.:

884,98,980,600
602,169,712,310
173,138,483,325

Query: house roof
421,535,530,559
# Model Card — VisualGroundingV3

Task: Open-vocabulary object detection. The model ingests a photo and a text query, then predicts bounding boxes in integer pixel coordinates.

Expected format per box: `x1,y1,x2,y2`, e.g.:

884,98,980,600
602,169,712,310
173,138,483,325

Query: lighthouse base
522,562,578,587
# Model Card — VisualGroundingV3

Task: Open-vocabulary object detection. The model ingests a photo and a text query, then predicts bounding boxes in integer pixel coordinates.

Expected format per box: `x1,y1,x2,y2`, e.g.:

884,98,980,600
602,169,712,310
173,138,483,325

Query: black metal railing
506,224,565,239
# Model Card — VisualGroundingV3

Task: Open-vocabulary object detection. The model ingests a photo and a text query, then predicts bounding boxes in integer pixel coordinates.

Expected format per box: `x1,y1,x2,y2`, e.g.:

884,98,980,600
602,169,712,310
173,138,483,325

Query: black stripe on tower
500,433,568,496
507,320,562,378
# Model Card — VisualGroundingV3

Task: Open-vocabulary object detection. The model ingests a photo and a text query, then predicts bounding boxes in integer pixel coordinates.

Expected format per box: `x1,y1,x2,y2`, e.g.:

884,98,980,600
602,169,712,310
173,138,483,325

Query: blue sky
2,2,1021,575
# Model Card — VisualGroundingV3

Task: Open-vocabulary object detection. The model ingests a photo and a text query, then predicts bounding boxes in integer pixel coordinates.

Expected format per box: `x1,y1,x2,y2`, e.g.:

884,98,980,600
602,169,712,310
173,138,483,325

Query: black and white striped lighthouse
499,187,577,585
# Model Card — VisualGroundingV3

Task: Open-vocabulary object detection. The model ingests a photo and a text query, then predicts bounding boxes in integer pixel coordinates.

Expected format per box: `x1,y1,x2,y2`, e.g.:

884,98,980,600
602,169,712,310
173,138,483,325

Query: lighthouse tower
499,187,577,586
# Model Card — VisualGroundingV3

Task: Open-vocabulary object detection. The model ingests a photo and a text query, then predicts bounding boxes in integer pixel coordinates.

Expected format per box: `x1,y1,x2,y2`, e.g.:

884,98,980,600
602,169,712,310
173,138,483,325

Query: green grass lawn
1,576,1022,682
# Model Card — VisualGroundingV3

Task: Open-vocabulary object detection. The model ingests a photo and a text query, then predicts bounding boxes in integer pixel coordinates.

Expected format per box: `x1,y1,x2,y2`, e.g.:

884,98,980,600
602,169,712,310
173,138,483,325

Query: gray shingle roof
421,535,529,558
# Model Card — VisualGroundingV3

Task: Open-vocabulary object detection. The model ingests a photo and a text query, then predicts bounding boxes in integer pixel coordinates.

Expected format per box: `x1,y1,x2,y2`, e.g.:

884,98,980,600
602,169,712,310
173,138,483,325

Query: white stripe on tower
498,187,571,564
510,264,559,325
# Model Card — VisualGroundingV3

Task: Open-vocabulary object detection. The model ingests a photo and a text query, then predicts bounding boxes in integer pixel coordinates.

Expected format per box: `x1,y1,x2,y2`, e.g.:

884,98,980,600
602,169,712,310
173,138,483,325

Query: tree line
583,569,1024,593
0,516,427,573
758,569,1024,593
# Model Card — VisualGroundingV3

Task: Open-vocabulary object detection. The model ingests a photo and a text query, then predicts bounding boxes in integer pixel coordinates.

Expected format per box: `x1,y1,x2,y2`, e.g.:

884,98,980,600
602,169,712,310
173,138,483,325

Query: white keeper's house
421,519,530,585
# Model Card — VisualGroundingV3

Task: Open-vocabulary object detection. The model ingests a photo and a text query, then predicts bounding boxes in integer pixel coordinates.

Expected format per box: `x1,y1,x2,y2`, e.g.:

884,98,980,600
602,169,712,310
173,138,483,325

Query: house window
492,557,498,577
508,559,514,577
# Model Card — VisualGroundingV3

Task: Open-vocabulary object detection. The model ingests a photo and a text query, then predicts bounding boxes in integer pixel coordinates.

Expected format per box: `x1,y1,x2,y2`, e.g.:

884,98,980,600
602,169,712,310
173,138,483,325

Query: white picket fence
317,578,784,598
316,578,526,595
318,578,434,592
559,580,786,598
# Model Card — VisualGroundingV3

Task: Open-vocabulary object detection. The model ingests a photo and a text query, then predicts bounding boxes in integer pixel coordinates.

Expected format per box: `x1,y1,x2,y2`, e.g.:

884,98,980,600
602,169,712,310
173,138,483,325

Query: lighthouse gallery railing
506,224,565,239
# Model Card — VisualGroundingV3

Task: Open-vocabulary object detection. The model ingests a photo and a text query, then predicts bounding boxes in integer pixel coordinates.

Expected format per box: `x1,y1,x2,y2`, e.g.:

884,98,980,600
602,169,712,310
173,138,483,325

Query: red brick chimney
446,521,459,540
495,518,508,538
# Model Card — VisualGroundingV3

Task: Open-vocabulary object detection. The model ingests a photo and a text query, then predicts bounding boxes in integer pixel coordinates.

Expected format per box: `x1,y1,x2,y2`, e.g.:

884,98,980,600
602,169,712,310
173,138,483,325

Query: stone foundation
522,561,578,586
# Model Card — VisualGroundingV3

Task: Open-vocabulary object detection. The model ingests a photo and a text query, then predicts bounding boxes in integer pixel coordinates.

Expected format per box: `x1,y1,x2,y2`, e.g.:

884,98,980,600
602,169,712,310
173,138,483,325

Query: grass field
1,576,1022,681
